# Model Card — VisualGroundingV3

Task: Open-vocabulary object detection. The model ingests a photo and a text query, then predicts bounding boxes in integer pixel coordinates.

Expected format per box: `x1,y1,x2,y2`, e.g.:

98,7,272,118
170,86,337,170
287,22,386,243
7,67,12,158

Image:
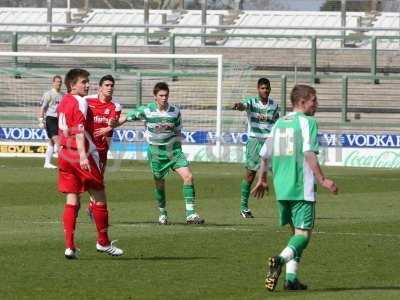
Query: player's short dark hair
153,82,169,96
99,74,115,86
257,78,270,88
52,75,62,82
290,84,316,106
64,69,90,93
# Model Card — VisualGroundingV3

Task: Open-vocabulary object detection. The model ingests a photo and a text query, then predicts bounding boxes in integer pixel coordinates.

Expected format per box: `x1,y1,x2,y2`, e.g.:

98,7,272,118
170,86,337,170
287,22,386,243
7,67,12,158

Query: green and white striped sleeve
240,96,253,111
301,116,319,154
126,105,146,121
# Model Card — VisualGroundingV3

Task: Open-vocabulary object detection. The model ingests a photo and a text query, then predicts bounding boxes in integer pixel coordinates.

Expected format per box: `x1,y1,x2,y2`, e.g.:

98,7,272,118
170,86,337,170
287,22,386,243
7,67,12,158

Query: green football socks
154,188,167,216
183,184,195,217
240,179,251,211
288,235,309,259
280,235,309,283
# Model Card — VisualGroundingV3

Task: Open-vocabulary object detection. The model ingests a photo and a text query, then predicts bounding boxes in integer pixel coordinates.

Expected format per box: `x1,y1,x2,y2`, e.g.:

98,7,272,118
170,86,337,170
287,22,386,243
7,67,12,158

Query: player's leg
81,151,122,256
170,147,204,224
87,188,109,245
154,178,168,224
148,145,172,224
240,138,263,217
44,140,56,168
264,200,290,291
240,169,256,218
87,149,108,223
44,116,58,168
58,150,83,259
175,166,194,217
281,201,314,290
63,192,81,259
266,201,313,291
52,135,60,153
88,188,122,256
174,165,204,224
283,228,310,291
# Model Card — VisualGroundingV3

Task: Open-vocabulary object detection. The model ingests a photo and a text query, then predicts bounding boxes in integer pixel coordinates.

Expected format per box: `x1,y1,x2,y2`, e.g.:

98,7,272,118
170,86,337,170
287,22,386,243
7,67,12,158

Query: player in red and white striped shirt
57,69,123,259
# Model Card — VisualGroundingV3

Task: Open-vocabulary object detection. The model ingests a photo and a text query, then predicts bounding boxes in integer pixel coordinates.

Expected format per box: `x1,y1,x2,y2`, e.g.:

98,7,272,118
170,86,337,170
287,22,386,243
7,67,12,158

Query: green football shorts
277,200,315,230
245,137,265,171
147,143,189,180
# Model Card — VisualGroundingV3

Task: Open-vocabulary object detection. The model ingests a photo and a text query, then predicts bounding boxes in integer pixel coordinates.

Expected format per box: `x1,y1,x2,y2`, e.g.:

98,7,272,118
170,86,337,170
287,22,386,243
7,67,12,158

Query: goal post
0,51,225,161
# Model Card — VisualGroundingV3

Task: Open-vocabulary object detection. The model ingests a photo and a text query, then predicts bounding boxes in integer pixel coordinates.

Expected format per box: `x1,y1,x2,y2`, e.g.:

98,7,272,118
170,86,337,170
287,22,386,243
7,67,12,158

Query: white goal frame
0,51,224,161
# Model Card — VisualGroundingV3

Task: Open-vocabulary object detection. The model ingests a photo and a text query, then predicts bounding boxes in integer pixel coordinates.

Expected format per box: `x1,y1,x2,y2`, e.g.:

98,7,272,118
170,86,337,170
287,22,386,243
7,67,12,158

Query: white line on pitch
26,221,400,238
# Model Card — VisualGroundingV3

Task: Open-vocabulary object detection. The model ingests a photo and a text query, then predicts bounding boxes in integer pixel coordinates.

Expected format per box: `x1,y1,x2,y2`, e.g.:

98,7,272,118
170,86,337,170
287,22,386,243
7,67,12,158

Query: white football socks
286,259,299,275
279,246,295,263
45,143,54,165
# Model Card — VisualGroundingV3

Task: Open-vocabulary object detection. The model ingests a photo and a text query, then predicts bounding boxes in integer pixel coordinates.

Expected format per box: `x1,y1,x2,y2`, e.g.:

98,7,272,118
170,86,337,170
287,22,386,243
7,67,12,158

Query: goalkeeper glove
38,117,45,128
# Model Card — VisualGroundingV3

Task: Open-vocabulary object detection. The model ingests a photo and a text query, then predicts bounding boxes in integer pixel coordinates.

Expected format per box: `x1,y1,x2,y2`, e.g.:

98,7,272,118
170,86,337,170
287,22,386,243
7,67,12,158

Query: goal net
0,52,231,161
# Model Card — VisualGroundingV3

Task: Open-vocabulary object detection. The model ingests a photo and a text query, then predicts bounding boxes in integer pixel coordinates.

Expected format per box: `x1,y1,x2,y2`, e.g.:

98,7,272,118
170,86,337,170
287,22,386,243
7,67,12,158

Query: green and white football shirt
240,96,279,139
260,112,319,202
126,102,182,146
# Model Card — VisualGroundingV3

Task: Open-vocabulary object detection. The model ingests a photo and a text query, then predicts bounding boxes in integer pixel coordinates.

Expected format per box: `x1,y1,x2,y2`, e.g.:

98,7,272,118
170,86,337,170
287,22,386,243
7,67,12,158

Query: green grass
0,157,399,300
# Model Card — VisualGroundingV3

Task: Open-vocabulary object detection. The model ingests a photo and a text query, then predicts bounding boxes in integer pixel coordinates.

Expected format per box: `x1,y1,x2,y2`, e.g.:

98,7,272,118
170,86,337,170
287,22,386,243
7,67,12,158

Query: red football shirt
85,95,121,151
57,93,95,151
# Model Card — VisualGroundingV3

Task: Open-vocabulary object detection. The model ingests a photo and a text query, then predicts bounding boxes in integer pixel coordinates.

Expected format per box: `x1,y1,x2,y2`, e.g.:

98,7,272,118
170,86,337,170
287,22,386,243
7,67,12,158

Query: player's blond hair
290,84,316,106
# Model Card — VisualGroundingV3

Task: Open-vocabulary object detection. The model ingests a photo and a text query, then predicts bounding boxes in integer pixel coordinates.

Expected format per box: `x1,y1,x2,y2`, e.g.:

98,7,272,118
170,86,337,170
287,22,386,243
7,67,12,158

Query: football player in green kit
232,78,279,218
118,82,204,225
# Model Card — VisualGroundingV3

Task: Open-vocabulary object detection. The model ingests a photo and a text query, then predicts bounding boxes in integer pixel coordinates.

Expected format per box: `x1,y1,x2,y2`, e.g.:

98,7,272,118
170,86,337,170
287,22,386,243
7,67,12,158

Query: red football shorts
58,147,104,193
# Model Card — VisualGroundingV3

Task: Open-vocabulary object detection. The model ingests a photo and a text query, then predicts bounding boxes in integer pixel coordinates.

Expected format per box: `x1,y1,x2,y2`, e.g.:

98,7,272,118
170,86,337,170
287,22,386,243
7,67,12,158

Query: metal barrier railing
2,31,400,126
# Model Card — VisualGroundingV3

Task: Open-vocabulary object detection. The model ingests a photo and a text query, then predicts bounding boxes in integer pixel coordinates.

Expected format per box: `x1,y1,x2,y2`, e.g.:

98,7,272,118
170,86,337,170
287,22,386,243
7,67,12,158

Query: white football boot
186,213,205,224
64,248,80,259
158,214,168,225
96,240,124,256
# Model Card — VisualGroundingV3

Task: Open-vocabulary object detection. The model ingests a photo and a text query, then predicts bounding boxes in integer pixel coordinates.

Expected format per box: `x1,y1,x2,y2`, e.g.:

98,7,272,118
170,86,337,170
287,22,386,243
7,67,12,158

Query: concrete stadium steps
0,106,37,127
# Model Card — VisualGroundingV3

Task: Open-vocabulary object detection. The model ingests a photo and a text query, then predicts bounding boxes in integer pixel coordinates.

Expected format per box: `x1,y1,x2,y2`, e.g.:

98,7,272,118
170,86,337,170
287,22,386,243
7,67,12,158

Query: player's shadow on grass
316,217,363,220
132,256,218,261
117,221,273,227
82,256,217,261
118,221,160,225
313,286,400,292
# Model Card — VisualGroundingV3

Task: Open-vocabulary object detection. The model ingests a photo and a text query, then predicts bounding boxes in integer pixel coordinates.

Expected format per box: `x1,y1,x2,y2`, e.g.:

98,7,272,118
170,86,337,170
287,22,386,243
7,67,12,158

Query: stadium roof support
144,0,149,44
341,0,346,47
47,0,52,45
201,0,207,46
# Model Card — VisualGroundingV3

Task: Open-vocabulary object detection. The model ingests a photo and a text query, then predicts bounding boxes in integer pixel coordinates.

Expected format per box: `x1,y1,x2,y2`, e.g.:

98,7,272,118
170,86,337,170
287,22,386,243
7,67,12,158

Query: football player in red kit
85,75,122,222
57,69,123,259
85,75,121,173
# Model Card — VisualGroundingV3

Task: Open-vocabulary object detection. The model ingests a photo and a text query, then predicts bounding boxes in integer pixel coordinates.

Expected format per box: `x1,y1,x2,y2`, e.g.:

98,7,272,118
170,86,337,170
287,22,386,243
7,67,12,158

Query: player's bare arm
232,102,246,111
76,132,90,171
38,95,48,128
110,115,126,127
251,158,269,199
304,151,338,194
94,126,113,138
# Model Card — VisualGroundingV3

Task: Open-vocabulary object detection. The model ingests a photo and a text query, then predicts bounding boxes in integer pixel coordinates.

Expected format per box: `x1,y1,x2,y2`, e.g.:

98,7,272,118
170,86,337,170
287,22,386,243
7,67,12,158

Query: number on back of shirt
273,127,294,156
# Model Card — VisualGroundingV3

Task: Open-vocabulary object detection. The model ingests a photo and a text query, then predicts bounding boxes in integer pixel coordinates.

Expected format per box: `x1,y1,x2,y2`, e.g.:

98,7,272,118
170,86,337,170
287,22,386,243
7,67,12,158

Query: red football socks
92,202,110,246
63,204,78,250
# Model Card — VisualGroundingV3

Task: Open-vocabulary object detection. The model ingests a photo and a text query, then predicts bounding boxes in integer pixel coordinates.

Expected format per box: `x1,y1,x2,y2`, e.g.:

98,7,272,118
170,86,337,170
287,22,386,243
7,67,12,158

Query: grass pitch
0,157,399,300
